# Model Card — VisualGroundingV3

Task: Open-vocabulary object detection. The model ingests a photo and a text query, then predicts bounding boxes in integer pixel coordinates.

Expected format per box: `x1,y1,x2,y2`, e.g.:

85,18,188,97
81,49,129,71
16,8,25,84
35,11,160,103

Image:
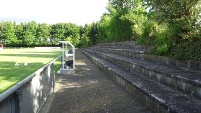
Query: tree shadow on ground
47,50,152,113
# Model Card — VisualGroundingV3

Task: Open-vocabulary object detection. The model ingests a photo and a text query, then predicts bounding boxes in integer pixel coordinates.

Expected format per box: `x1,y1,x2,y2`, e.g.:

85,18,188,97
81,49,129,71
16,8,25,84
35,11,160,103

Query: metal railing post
16,89,22,113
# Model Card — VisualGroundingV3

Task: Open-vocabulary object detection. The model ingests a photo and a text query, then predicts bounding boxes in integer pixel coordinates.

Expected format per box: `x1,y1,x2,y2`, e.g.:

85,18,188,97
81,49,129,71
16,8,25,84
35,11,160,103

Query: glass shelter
60,41,75,75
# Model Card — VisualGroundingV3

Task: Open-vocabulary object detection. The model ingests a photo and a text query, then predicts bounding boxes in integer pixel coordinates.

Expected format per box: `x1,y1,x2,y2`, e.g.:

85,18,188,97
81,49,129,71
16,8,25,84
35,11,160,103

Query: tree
23,21,38,46
0,21,6,44
2,21,17,46
87,23,100,45
15,22,24,46
36,23,50,45
147,0,201,42
63,23,81,46
109,0,145,13
79,25,90,47
105,0,147,41
98,14,112,43
50,23,65,42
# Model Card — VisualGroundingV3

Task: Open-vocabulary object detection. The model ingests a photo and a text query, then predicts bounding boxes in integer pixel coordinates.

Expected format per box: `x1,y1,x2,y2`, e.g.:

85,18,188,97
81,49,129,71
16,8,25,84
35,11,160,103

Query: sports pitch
0,48,61,94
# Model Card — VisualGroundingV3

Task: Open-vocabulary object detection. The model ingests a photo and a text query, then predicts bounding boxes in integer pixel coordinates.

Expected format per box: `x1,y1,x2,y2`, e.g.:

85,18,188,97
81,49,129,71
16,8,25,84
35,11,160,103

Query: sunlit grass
0,48,61,94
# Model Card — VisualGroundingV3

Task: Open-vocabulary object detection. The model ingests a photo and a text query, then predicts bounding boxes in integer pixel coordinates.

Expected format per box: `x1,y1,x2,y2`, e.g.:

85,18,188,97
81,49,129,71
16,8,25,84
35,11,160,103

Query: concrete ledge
95,41,150,50
91,47,146,60
80,49,201,113
144,54,201,72
84,48,201,99
95,41,201,72
93,45,201,72
96,41,137,46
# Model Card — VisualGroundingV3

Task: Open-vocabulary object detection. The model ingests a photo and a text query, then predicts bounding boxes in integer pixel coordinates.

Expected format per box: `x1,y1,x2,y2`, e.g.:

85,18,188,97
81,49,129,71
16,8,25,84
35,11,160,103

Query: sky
0,0,108,26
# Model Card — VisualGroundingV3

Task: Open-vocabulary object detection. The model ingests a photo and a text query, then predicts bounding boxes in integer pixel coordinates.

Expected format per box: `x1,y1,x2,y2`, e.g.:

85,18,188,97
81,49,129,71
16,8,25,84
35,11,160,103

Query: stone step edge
144,54,201,73
84,48,201,99
92,47,147,54
96,41,137,46
94,45,151,50
90,47,145,60
80,49,201,113
91,46,201,72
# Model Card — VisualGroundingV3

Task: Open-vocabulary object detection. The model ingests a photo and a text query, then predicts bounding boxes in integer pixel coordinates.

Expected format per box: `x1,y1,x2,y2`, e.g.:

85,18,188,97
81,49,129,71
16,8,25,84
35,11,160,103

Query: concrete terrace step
83,48,201,100
96,41,137,46
94,45,150,50
80,49,201,113
92,45,201,72
91,47,147,60
95,41,151,50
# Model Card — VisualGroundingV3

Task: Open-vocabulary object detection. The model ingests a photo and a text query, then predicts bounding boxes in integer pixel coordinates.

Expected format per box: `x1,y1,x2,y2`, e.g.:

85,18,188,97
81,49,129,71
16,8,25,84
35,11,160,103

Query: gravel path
41,49,152,113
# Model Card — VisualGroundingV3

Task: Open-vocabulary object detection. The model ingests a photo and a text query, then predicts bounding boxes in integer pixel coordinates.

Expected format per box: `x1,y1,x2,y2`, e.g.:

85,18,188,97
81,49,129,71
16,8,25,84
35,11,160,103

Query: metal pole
16,89,22,113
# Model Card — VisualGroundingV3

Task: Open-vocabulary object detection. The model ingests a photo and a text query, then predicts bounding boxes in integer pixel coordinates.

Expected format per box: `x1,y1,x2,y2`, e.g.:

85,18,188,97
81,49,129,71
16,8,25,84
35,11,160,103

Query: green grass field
0,48,61,94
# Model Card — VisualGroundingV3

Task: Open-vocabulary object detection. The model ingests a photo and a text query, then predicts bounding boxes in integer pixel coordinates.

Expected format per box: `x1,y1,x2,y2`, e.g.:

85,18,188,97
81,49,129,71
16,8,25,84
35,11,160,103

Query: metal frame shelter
60,41,75,75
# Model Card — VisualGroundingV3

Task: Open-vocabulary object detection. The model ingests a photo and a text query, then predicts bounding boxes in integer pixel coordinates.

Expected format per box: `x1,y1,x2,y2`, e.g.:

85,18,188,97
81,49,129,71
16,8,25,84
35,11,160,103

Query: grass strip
0,48,61,93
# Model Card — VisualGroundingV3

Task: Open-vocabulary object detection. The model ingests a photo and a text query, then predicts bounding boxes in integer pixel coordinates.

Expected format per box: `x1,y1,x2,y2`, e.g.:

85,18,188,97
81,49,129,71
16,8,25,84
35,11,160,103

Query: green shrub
138,21,155,45
138,21,176,56
120,12,147,40
170,41,201,61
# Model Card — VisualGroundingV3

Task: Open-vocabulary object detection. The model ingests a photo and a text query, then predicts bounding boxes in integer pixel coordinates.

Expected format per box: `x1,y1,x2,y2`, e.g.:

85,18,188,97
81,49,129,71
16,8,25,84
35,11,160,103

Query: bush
138,21,156,45
120,12,147,40
170,41,201,61
138,21,176,56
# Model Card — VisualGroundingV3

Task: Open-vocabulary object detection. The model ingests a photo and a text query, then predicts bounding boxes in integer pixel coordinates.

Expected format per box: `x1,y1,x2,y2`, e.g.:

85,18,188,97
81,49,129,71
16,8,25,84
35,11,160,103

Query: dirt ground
41,49,152,113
